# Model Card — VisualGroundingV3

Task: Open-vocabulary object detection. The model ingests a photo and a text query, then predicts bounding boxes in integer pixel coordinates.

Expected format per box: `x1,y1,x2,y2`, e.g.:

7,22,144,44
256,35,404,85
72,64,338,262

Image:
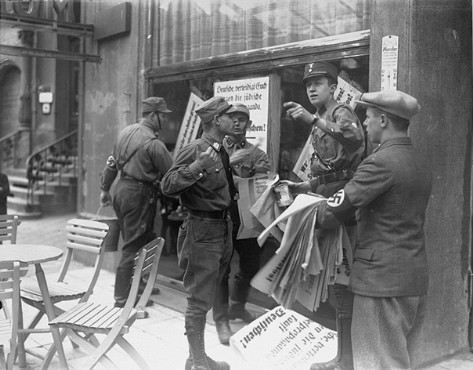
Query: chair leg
22,310,45,342
116,336,150,370
86,325,127,370
41,328,68,369
0,347,6,370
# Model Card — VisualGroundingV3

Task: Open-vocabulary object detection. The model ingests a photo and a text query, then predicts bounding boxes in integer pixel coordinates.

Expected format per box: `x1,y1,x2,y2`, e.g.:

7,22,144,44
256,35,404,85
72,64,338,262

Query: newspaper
230,306,337,370
236,172,277,240
251,194,349,312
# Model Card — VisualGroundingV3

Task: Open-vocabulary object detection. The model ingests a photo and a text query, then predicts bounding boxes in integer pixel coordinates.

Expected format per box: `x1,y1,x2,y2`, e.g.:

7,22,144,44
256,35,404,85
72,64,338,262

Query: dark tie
220,147,237,200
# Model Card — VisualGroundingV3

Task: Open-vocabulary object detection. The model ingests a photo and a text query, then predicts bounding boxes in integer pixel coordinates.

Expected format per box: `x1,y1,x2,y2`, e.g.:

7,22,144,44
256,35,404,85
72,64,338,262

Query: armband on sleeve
100,156,118,191
317,189,356,228
106,155,117,170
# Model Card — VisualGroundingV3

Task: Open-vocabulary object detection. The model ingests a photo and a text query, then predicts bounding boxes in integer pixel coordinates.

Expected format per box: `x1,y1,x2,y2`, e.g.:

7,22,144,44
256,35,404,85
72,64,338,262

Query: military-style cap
142,97,172,113
227,103,250,118
303,61,339,83
356,90,420,120
195,96,232,124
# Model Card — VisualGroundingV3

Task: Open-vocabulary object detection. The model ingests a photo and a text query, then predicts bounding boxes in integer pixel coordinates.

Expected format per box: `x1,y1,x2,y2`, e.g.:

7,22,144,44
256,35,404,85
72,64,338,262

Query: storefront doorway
148,45,370,312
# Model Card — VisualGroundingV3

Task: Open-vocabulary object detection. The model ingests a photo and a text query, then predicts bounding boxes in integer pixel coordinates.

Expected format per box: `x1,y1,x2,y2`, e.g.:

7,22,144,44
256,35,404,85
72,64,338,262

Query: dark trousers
112,179,157,306
213,222,261,323
177,215,233,320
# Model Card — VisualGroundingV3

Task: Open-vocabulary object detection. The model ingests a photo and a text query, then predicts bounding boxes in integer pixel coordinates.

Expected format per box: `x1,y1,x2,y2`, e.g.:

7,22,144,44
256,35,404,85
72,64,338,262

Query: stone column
17,29,34,130
369,0,472,367
16,29,34,167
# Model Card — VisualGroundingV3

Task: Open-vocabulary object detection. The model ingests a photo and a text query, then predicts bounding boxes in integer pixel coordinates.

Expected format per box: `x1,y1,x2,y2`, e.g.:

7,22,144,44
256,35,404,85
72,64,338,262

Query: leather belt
189,209,229,219
315,170,354,186
121,173,154,187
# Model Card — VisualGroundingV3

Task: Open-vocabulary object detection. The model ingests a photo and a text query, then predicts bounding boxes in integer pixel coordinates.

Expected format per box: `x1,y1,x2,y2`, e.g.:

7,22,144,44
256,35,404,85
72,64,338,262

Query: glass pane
154,0,370,66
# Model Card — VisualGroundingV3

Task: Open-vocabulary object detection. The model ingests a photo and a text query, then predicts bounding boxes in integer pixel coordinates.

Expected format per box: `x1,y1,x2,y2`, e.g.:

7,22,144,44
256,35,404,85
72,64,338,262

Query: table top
0,244,63,264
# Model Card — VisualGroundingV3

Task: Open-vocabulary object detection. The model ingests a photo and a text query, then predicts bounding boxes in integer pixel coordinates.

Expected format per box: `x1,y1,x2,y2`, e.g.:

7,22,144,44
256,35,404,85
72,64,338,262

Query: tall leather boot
310,315,353,370
185,316,230,370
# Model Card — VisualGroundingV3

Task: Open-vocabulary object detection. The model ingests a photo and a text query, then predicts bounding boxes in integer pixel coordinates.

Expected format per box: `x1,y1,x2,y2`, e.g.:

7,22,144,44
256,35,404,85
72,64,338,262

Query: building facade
2,0,473,366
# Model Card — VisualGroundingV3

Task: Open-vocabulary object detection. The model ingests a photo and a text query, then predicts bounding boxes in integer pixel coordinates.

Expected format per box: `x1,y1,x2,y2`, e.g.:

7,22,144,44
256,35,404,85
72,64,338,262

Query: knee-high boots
185,316,230,370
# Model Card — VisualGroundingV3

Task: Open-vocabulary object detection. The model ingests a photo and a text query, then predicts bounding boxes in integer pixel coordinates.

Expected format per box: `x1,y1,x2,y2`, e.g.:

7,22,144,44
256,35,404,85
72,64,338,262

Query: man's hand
283,101,314,125
100,190,112,207
197,146,218,170
280,180,311,195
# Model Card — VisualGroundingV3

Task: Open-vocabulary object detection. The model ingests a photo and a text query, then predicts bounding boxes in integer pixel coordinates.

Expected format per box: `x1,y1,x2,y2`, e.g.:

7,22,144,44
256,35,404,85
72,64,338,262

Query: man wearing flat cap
315,90,432,369
161,96,236,370
284,61,365,370
100,96,173,310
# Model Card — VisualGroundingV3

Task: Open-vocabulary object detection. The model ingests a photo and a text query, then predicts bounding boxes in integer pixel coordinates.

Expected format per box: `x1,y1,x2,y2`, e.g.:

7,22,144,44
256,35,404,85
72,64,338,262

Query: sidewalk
12,213,473,369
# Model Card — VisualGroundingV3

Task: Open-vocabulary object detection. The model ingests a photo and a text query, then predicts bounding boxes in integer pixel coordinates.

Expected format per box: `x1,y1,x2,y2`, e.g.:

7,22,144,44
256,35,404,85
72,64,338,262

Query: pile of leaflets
251,193,347,312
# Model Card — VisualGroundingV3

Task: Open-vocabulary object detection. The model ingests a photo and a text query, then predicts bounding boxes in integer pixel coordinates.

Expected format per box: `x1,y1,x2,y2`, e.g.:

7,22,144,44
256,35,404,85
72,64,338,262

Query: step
9,185,54,202
7,196,42,215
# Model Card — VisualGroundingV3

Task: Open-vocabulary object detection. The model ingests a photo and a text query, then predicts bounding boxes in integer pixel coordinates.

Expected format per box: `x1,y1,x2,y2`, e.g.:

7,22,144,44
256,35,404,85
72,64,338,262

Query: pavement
6,212,473,369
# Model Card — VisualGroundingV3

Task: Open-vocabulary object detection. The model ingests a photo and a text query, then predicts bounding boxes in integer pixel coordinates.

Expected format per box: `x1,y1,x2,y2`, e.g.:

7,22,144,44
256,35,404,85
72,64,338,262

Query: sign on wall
173,92,203,158
214,77,270,153
381,35,399,91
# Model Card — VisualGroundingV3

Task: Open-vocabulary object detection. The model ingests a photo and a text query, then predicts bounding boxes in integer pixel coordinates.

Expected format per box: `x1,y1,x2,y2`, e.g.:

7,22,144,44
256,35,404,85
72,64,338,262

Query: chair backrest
0,215,19,244
59,218,109,302
0,260,28,369
121,237,164,316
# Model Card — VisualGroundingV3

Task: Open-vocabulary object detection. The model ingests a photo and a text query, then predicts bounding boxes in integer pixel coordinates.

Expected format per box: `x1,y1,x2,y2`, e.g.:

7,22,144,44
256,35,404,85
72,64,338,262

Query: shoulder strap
121,137,155,168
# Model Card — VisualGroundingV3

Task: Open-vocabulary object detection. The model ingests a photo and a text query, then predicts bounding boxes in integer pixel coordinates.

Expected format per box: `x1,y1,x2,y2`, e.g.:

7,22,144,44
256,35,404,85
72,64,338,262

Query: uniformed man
100,96,173,310
284,61,365,370
161,96,236,370
316,89,431,369
212,103,270,345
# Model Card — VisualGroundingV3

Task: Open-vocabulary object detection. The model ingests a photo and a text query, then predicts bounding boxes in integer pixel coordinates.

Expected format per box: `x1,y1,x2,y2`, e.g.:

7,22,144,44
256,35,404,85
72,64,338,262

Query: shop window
153,0,370,66
151,55,369,177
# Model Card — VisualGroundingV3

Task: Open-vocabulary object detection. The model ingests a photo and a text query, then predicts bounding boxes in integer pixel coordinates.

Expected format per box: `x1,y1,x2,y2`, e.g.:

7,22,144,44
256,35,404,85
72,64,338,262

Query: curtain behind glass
153,0,370,66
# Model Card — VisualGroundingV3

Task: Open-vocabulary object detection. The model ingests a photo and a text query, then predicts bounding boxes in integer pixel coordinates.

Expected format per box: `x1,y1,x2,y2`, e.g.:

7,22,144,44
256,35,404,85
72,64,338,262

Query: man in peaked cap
283,61,365,370
315,90,431,369
100,96,173,312
161,96,237,370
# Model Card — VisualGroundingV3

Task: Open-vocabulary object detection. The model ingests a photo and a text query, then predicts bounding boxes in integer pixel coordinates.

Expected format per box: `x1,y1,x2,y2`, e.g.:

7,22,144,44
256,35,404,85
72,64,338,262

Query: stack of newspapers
251,193,347,312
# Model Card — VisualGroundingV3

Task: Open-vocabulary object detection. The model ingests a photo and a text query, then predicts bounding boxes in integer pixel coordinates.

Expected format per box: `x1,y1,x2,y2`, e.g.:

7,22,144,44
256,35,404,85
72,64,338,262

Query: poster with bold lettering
173,93,203,158
214,77,269,153
230,306,337,370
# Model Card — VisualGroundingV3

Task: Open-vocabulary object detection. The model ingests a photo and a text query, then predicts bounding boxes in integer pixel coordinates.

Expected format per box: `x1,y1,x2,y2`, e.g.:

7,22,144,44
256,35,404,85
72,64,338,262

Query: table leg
34,263,69,370
16,298,27,368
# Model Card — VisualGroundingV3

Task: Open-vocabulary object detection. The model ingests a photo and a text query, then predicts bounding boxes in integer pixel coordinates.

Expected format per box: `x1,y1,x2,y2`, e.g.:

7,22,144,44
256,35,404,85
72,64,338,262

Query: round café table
0,244,68,370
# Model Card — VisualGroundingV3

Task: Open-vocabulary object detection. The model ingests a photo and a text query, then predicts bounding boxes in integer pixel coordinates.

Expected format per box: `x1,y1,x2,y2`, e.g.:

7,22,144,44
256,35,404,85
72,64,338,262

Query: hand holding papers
251,194,350,312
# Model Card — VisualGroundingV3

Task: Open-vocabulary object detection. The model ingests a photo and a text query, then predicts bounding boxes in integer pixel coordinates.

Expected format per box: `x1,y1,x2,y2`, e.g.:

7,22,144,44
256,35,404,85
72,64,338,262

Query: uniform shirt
161,133,231,212
317,137,432,297
223,136,269,177
310,98,365,176
100,118,172,191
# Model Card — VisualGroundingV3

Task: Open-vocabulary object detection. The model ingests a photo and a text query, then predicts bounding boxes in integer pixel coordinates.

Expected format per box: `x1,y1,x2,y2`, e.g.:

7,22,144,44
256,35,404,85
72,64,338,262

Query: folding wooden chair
0,214,20,244
46,237,164,370
0,261,28,370
0,214,21,321
19,219,109,347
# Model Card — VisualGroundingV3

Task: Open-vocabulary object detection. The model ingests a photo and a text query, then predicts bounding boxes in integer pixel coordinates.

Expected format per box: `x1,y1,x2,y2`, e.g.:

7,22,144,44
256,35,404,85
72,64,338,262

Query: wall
370,0,472,366
81,0,145,218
